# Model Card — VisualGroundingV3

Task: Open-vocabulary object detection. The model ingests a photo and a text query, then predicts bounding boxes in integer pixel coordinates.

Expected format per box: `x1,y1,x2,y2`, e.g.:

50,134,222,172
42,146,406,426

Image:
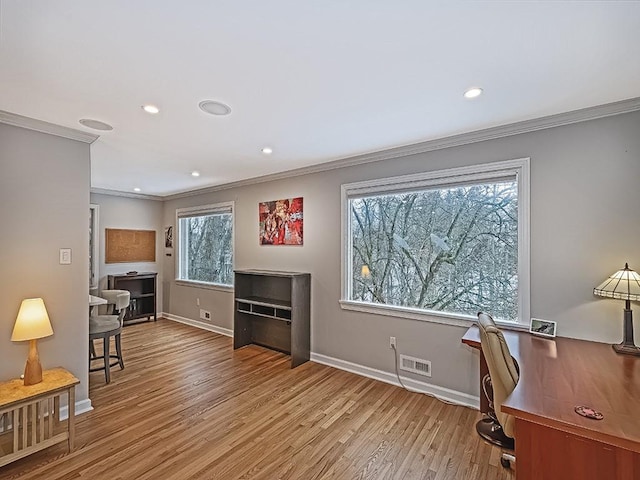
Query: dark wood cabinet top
235,269,310,278
463,326,640,453
108,272,157,279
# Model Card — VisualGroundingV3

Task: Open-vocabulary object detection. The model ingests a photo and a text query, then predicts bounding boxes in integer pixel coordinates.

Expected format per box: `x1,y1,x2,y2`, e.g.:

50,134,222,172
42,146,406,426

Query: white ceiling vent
79,119,113,131
199,100,231,116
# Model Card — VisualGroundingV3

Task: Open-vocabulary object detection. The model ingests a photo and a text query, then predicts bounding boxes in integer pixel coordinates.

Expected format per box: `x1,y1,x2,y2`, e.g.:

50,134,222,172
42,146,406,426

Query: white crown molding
164,96,640,201
90,187,164,201
0,110,99,144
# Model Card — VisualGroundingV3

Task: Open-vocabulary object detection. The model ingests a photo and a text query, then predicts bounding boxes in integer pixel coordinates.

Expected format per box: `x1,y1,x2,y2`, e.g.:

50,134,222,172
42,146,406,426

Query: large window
177,202,234,287
341,159,529,325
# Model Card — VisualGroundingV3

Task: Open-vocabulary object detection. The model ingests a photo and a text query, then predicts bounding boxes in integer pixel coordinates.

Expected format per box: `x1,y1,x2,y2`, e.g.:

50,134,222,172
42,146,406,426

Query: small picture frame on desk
530,318,557,338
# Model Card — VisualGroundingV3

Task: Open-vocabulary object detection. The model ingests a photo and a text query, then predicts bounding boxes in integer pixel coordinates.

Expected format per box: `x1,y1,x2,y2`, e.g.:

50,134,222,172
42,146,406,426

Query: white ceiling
1,1,639,197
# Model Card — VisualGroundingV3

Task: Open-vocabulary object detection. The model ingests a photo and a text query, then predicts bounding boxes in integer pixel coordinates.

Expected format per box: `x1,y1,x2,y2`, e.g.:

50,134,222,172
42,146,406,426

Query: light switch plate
59,248,72,264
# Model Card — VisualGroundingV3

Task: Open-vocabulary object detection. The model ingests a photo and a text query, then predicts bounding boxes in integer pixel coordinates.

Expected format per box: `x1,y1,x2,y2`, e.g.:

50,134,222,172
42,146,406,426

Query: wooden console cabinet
108,272,157,323
0,368,79,467
233,269,310,368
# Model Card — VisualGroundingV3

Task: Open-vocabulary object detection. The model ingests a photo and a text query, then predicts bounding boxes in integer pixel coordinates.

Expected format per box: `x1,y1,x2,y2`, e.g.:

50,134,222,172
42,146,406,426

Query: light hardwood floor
1,320,514,480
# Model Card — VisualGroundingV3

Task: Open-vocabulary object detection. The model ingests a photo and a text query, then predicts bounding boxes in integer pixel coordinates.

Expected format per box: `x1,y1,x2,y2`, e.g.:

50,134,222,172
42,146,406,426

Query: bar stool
89,290,130,383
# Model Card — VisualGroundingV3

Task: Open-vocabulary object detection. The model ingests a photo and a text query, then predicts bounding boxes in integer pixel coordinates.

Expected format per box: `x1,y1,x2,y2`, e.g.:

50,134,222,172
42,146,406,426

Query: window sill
175,279,233,293
339,299,527,330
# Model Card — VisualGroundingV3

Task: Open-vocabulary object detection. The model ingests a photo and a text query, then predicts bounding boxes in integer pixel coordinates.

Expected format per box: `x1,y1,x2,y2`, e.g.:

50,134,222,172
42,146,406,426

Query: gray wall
162,110,640,399
90,193,163,310
0,123,91,402
5,109,634,406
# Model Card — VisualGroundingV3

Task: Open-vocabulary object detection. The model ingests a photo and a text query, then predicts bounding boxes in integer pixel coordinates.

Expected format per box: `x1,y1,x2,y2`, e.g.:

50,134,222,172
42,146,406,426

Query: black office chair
477,312,518,468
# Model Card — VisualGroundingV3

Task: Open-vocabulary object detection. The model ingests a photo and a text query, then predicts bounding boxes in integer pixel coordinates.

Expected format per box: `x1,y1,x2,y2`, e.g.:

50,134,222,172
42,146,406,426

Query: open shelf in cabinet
233,270,310,368
107,272,157,323
236,296,292,322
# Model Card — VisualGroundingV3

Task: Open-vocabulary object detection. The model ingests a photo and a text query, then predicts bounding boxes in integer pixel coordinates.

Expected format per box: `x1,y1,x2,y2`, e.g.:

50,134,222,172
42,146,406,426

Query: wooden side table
0,367,79,467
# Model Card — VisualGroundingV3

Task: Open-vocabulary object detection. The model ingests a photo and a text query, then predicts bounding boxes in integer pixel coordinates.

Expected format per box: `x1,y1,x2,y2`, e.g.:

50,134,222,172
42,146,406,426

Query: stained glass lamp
594,263,640,356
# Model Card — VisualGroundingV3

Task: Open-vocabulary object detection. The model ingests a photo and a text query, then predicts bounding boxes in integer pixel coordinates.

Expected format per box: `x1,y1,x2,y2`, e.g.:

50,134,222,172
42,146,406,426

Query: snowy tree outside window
342,159,529,324
177,202,234,287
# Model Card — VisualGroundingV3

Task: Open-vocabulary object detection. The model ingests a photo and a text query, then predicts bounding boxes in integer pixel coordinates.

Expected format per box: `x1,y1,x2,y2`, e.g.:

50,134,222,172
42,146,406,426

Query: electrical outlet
199,309,211,320
390,336,396,349
196,298,200,306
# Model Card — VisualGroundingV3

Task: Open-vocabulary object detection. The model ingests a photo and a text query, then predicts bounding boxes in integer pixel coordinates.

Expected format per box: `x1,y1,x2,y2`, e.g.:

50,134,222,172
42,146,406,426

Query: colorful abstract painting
259,197,303,245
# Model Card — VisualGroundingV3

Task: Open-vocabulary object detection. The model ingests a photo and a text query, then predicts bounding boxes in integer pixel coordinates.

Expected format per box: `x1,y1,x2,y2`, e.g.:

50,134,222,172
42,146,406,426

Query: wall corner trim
0,110,99,144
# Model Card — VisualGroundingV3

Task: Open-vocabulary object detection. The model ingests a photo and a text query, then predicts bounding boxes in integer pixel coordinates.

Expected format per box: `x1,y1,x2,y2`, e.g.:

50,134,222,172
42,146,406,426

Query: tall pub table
462,326,640,480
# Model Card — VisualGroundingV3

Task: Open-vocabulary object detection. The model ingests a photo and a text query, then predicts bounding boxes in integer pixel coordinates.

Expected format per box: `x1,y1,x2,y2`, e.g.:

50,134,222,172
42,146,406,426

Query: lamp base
23,339,43,386
613,343,640,357
612,306,640,357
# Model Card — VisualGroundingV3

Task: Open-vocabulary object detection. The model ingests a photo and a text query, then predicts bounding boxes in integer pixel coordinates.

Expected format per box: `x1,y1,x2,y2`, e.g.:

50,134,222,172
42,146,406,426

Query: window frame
340,158,530,328
89,204,99,290
175,201,235,291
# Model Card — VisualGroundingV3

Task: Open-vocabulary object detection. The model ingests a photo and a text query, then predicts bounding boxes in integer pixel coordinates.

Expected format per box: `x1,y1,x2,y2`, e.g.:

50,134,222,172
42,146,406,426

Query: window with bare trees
177,202,234,287
341,159,530,324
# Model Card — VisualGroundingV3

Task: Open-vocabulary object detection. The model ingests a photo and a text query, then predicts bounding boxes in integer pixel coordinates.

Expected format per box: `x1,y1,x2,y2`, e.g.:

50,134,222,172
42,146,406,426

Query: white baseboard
163,312,233,337
160,313,478,408
310,352,480,409
60,399,93,421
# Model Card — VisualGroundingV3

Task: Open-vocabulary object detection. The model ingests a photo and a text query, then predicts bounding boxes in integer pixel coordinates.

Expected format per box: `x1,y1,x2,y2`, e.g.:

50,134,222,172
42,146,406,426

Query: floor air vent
399,354,432,377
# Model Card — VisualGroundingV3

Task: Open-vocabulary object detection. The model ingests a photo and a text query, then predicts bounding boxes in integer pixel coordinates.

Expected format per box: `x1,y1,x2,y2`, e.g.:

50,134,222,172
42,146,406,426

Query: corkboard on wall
105,229,156,263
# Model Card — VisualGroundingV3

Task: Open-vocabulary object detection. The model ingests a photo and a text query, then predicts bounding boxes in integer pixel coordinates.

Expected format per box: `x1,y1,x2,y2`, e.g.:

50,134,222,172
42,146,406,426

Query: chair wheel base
501,453,516,469
476,417,515,450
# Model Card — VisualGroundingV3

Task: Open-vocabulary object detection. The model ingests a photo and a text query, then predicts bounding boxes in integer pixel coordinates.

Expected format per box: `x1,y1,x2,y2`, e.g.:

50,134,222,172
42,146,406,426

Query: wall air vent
399,354,432,377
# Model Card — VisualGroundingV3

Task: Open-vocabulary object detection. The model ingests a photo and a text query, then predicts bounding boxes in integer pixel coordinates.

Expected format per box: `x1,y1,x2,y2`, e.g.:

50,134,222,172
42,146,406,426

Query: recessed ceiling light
133,187,141,192
261,147,273,155
142,105,160,114
191,171,200,177
199,100,231,116
464,87,483,99
78,119,113,131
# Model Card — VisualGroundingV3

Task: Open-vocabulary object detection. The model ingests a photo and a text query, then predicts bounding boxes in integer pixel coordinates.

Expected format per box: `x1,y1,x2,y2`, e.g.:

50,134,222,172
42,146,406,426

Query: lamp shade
11,298,54,342
593,263,640,301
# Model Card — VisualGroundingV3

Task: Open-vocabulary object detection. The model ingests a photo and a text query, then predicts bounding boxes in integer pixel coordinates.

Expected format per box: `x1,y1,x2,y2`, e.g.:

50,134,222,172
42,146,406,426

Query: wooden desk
0,368,79,467
463,326,640,480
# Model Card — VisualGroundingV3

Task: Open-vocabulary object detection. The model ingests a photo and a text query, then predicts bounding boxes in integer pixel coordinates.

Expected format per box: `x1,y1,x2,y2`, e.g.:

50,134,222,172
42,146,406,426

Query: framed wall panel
105,228,156,263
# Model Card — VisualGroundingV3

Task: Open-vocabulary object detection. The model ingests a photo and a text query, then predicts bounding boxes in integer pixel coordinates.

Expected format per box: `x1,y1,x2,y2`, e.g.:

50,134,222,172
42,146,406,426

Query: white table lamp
11,298,54,385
